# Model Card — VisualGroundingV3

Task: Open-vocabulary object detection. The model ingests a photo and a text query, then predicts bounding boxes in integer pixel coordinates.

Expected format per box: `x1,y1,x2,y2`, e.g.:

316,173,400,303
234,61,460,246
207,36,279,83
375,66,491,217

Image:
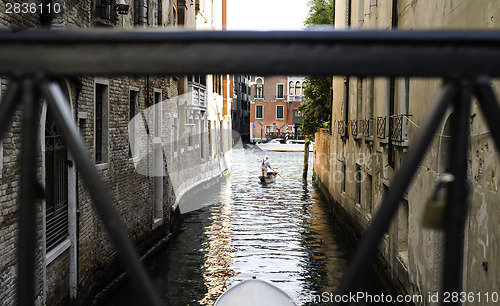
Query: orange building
249,76,305,142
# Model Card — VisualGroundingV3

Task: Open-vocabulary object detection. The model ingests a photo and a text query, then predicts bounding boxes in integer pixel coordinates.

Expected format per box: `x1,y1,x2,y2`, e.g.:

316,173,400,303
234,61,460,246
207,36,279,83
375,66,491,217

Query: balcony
287,94,304,102
390,114,410,145
377,116,387,140
337,120,346,137
362,118,374,140
188,83,206,108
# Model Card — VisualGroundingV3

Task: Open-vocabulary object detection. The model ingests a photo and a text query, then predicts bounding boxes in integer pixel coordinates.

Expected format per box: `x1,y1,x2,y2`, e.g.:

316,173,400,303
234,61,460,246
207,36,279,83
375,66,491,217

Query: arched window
296,81,302,96
289,81,295,96
255,78,264,98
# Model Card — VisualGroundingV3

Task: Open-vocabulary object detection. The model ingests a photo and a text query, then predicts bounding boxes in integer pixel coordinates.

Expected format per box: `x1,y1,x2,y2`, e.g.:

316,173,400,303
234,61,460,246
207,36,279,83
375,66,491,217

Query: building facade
313,0,500,304
0,0,230,305
249,75,305,142
231,75,251,143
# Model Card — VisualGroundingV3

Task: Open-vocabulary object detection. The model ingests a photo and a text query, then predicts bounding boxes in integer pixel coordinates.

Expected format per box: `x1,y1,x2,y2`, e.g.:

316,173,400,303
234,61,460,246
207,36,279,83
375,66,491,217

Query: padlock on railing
422,173,454,230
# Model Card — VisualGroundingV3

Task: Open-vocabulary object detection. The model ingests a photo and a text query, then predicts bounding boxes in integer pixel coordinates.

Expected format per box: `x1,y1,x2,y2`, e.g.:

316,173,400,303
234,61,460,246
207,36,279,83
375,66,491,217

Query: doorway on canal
104,148,399,305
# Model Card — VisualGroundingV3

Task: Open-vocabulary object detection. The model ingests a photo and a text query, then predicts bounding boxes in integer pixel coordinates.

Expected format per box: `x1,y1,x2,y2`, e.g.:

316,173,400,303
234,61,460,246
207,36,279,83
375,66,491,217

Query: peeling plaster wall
315,0,500,304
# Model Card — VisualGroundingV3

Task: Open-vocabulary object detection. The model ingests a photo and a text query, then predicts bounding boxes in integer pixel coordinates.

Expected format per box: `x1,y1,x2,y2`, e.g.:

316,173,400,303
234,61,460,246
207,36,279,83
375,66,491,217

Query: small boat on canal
256,138,314,152
214,279,296,306
259,171,277,184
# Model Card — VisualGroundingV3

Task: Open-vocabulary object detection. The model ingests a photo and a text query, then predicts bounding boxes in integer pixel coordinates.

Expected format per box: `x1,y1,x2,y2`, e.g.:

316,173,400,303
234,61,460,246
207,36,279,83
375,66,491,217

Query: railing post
441,80,472,303
17,77,40,306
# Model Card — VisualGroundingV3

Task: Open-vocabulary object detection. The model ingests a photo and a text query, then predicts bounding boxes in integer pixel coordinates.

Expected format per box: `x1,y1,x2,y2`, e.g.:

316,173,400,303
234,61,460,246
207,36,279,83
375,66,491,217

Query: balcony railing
390,114,410,143
2,30,500,306
337,119,346,136
362,118,374,139
287,94,304,101
350,119,360,137
377,116,387,139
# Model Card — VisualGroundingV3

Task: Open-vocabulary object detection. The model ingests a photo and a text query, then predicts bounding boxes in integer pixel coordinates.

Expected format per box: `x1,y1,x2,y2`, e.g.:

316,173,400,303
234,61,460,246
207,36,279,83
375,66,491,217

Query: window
157,0,162,26
172,4,177,26
341,160,346,193
129,90,139,158
95,82,109,164
289,81,294,96
370,0,377,13
255,78,264,98
295,81,302,96
45,109,69,251
265,125,273,134
0,79,2,174
366,173,373,214
276,105,284,119
276,83,284,99
154,91,162,136
95,0,115,21
134,0,144,25
173,116,178,154
398,198,409,266
358,0,365,25
256,105,263,119
355,164,362,205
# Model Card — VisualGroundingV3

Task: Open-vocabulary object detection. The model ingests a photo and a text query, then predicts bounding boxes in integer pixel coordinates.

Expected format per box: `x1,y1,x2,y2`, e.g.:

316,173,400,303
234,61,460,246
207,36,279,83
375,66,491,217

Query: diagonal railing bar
475,77,500,154
39,81,162,306
442,81,471,303
17,78,39,306
333,82,457,305
0,79,21,140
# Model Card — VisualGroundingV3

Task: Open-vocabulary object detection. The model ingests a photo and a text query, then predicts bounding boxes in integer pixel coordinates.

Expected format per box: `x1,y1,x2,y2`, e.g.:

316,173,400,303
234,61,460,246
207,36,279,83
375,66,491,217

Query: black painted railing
1,30,500,306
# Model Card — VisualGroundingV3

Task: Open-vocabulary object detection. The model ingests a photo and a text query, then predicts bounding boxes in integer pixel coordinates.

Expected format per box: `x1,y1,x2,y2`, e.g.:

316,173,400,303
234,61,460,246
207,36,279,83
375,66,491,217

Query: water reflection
105,148,369,305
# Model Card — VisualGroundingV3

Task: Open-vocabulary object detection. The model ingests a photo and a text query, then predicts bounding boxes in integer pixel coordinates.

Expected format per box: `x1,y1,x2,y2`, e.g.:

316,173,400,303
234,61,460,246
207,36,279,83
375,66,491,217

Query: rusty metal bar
0,30,500,77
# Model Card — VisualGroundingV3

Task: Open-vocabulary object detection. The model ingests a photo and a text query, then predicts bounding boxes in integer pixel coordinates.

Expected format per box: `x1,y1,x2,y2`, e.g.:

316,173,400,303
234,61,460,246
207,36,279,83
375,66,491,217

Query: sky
227,0,310,31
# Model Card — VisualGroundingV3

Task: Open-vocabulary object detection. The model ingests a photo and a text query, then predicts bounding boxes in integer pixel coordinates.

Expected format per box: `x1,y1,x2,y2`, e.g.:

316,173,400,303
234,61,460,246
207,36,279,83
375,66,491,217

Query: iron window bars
1,30,500,306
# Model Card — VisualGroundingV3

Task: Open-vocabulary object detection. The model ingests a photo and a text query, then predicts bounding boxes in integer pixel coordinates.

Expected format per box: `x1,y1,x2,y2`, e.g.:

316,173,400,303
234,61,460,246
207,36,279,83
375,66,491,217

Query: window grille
45,111,68,251
95,0,115,21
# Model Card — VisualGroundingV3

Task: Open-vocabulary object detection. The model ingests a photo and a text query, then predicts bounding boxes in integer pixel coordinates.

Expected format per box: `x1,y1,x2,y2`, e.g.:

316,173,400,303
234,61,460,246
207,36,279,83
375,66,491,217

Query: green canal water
104,148,398,305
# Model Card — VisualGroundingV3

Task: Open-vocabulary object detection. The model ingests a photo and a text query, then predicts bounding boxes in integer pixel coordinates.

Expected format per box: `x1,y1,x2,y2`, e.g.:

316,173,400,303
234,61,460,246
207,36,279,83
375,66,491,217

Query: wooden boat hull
259,172,277,184
214,279,296,306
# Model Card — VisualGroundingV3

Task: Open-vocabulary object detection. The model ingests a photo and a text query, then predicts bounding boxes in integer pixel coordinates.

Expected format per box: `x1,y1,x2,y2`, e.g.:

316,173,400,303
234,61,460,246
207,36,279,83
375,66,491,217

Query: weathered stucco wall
314,0,500,304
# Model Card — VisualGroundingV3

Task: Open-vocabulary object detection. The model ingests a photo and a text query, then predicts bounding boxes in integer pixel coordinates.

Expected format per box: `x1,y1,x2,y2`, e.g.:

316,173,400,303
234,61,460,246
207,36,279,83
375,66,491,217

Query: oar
271,167,286,181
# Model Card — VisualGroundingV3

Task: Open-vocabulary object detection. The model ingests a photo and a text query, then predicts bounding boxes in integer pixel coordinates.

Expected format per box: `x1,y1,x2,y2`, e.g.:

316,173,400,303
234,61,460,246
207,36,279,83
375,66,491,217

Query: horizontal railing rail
1,30,500,77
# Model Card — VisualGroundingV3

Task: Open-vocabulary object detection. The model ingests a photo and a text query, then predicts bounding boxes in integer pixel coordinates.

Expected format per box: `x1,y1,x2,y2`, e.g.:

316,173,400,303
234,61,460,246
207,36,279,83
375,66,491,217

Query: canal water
105,147,393,305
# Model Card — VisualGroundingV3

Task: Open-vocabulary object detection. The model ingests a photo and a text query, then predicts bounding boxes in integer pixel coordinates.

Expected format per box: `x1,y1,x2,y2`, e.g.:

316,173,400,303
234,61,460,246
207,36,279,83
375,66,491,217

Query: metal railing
1,30,500,306
361,117,374,139
389,114,410,142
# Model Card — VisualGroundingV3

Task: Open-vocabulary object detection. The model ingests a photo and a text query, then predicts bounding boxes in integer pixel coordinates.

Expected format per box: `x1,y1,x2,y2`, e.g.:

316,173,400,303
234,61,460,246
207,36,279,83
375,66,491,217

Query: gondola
214,279,296,306
259,171,277,184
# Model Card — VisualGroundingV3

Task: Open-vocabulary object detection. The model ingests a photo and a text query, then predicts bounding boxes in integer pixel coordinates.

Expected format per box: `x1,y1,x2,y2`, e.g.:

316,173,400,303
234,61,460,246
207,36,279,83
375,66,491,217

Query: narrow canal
105,147,395,305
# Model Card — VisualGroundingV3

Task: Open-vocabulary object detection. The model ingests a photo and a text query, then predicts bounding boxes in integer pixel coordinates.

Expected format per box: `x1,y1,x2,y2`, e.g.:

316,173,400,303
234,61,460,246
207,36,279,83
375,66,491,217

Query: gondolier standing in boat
261,156,271,177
